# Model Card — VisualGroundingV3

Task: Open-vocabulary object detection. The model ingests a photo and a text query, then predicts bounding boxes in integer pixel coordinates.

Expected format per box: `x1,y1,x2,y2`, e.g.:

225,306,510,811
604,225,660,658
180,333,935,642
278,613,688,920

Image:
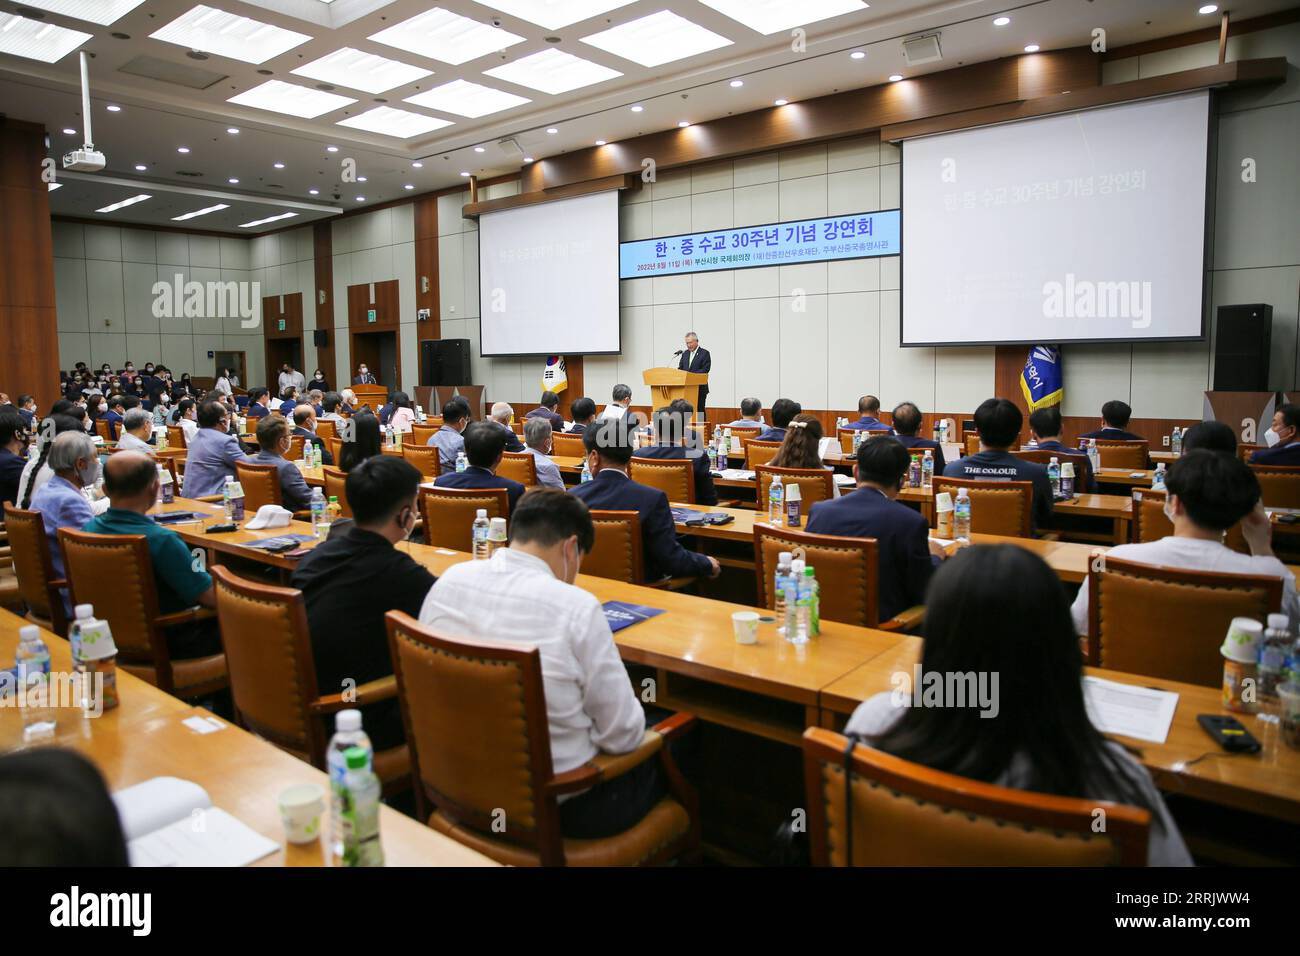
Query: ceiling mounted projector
62,51,107,173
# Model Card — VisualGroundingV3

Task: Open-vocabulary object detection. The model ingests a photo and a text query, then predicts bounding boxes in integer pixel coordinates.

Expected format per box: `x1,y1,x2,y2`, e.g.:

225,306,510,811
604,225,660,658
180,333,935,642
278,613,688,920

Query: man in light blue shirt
183,400,249,497
523,417,566,490
30,432,98,593
250,414,313,512
426,398,468,472
725,397,765,428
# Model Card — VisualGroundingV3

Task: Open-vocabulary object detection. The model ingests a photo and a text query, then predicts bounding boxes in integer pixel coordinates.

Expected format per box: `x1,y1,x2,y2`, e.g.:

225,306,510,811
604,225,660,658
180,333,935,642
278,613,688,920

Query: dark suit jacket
894,435,945,473
1034,440,1096,492
845,416,892,432
1250,443,1300,466
570,470,712,581
353,374,377,385
492,421,524,453
632,443,718,505
677,347,711,401
755,426,786,443
105,409,123,441
433,466,526,513
245,402,270,419
1079,426,1143,442
525,406,565,431
294,426,334,466
806,486,937,622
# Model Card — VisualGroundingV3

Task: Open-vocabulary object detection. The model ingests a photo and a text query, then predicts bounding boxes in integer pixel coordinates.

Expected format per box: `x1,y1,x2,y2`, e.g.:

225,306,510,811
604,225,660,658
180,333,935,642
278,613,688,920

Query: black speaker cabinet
312,329,328,347
1213,304,1273,392
421,338,472,386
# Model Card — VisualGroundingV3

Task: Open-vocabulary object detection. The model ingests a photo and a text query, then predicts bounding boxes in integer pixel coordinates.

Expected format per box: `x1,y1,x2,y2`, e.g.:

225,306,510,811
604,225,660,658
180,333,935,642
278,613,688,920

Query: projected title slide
619,210,900,279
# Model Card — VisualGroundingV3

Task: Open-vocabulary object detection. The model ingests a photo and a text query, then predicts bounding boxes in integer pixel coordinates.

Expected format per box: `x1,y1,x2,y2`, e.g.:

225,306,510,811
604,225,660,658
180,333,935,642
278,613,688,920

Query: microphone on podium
672,349,684,356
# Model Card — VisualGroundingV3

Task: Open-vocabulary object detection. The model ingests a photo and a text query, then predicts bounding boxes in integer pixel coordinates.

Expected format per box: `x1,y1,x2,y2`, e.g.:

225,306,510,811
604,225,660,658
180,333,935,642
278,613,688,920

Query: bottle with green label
340,746,383,867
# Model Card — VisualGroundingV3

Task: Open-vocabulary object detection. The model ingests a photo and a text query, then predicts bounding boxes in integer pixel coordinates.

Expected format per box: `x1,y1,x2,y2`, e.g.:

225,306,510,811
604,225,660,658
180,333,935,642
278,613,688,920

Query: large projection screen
901,91,1210,346
478,190,620,357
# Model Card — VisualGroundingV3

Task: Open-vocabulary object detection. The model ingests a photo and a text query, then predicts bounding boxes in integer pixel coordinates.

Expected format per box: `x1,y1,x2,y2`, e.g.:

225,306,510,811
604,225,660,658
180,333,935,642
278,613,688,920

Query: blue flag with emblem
1020,346,1063,411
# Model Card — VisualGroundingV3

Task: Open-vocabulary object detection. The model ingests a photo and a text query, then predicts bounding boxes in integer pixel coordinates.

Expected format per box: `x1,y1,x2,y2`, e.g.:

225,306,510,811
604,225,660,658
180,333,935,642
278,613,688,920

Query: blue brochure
602,601,665,633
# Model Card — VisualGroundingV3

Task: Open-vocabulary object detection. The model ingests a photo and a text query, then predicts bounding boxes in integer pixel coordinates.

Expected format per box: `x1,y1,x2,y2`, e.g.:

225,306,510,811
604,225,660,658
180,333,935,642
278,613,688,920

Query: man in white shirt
1071,450,1300,633
277,364,306,395
116,409,155,456
599,384,635,423
522,417,565,490
419,488,657,838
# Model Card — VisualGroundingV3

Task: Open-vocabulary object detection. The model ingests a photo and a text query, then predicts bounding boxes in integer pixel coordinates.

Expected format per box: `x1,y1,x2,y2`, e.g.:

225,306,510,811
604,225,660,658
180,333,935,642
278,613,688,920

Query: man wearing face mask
1070,450,1300,634
1251,404,1300,466
30,431,101,616
352,364,377,386
419,488,653,838
250,414,313,513
291,455,433,752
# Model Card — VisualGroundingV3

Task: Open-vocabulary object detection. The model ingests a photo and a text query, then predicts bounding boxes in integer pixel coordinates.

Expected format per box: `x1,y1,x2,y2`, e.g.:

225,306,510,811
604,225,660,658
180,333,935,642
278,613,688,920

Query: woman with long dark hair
768,413,840,497
845,544,1191,865
84,394,106,424
387,391,416,433
338,411,381,472
18,411,92,509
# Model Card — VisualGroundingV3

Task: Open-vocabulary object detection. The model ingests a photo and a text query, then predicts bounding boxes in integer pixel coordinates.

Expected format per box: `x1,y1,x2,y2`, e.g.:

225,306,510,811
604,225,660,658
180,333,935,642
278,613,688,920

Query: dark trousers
164,616,223,660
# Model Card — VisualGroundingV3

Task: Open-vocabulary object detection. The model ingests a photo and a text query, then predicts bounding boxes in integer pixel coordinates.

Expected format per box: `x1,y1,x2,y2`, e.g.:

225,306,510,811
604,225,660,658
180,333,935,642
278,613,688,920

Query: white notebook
113,777,279,867
1083,677,1179,744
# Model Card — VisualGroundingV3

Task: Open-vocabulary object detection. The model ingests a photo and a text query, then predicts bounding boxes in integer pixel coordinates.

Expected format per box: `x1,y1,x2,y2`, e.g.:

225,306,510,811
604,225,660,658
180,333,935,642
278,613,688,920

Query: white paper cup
732,611,759,645
1221,617,1263,664
278,784,325,845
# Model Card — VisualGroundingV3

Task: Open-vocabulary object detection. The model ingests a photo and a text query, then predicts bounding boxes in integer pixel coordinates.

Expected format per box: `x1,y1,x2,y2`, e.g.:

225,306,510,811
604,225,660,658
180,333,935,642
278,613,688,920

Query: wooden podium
351,384,388,409
644,367,708,412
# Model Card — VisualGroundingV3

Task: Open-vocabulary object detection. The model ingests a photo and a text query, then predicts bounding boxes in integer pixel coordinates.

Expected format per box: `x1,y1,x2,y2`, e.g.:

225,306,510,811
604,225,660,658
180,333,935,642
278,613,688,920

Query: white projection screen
478,190,620,356
901,91,1210,346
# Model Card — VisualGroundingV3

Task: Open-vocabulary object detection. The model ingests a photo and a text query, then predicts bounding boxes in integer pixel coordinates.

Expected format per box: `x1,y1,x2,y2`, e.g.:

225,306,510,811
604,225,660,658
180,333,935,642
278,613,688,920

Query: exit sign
367,309,377,323
277,318,286,331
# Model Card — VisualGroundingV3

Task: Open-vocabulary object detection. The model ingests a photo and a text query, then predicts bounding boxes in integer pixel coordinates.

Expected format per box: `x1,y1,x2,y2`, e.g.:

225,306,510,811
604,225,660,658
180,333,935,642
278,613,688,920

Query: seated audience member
85,394,105,426
725,397,765,428
568,397,597,435
0,749,128,867
338,411,381,472
426,398,469,472
251,415,313,513
571,420,719,582
15,395,36,430
943,398,1053,531
30,432,99,602
83,452,220,658
115,408,155,455
174,398,199,444
340,388,358,414
151,391,173,427
1071,450,1299,632
1079,400,1143,442
291,456,433,751
1250,404,1300,466
183,400,250,497
245,387,271,419
768,414,839,497
756,398,802,443
320,391,346,423
522,417,566,490
1181,420,1237,457
432,422,526,513
278,386,299,416
387,391,417,433
18,412,92,511
634,407,719,506
526,391,565,431
419,489,652,838
846,545,1192,866
307,389,325,417
890,402,946,473
1027,406,1095,492
488,402,525,452
376,392,395,426
600,384,635,423
104,395,126,440
845,395,893,433
0,412,29,506
807,437,947,620
293,405,334,466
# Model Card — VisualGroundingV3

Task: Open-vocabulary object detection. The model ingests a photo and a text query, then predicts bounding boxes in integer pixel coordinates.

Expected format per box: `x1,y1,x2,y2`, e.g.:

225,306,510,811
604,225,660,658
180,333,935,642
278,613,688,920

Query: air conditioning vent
118,55,227,90
902,33,942,67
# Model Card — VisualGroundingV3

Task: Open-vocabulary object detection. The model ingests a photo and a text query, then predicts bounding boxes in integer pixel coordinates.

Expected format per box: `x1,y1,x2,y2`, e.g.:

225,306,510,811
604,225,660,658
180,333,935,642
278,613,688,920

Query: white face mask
1265,427,1281,447
1163,497,1177,525
77,458,99,487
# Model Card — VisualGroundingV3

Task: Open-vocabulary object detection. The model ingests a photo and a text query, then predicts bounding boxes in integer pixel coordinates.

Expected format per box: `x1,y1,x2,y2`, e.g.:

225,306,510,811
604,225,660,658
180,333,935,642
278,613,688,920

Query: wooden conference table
151,496,1300,823
0,610,495,867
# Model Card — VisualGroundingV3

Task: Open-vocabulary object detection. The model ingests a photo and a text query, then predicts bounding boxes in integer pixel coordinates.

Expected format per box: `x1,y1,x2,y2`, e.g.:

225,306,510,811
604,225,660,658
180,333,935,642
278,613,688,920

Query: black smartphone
1197,714,1261,753
1277,513,1300,524
205,523,238,534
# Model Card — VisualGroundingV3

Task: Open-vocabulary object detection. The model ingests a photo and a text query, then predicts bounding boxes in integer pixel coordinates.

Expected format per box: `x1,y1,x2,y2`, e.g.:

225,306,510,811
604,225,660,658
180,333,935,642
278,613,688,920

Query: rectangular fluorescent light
150,5,312,65
96,194,151,214
581,10,732,68
0,13,92,62
15,0,148,26
336,105,453,139
469,0,636,30
228,80,356,118
484,48,621,95
369,8,524,66
699,0,868,35
291,47,432,95
172,203,230,221
239,211,298,229
404,79,529,118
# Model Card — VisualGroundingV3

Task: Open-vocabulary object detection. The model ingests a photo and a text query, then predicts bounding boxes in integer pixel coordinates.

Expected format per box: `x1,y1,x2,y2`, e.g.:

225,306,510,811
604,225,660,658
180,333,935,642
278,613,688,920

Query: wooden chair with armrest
234,460,312,521
314,419,337,442
1087,555,1282,687
550,432,587,459
402,445,440,480
166,425,187,449
385,611,700,866
586,510,695,592
57,529,226,699
629,457,695,504
410,422,439,446
1094,440,1149,470
1249,464,1300,509
1129,487,1249,553
210,567,409,797
754,524,924,632
496,451,537,487
755,465,835,510
742,438,782,469
419,486,508,552
802,728,1149,866
931,477,1033,539
3,506,69,635
322,466,352,518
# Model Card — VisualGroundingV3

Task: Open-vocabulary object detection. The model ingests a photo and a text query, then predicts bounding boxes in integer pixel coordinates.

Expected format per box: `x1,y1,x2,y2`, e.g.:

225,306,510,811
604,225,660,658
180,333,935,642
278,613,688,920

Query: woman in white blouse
212,368,233,397
387,390,417,433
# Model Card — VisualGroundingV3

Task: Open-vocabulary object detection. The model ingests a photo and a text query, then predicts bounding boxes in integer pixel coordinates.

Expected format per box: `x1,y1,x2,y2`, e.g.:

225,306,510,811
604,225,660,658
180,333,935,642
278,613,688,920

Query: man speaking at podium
675,332,711,414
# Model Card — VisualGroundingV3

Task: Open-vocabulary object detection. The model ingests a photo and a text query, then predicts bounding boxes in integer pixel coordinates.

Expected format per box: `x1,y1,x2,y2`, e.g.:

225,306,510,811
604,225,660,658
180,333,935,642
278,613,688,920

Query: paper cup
731,611,759,645
1278,682,1300,751
1221,617,1263,664
278,784,325,845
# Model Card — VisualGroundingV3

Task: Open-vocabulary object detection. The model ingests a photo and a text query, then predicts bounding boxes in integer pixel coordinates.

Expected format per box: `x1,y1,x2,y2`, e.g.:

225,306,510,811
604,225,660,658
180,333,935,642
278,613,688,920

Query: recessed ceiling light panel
151,5,312,65
292,47,432,95
370,8,524,66
336,105,453,138
96,194,151,214
172,203,229,221
404,79,530,118
580,10,732,68
484,48,621,95
239,211,298,228
469,0,637,30
228,80,356,119
16,0,147,26
698,0,867,35
0,13,92,63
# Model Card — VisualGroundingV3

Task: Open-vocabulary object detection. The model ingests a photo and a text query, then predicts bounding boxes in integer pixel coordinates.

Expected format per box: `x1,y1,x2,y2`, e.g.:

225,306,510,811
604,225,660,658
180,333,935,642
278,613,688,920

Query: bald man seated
81,451,221,660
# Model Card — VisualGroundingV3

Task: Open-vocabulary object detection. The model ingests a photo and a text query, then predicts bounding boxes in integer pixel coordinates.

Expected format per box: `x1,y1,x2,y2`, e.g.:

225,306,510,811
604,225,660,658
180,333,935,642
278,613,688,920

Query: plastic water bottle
954,487,972,543
908,454,921,488
222,476,235,521
706,442,717,472
327,496,341,527
768,473,785,525
791,567,813,645
774,551,793,635
472,509,491,559
455,451,468,474
1260,613,1291,699
385,424,395,447
340,746,384,867
327,710,373,862
784,558,806,643
1087,438,1101,475
580,458,593,483
921,449,934,490
1152,463,1167,491
16,624,56,742
487,517,508,556
726,427,738,454
1048,457,1061,497
1171,427,1183,456
310,488,327,538
70,604,118,713
804,565,820,637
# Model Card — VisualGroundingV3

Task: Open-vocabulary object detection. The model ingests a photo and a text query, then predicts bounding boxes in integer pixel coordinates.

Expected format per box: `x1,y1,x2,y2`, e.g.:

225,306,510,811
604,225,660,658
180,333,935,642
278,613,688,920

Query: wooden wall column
312,222,337,387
